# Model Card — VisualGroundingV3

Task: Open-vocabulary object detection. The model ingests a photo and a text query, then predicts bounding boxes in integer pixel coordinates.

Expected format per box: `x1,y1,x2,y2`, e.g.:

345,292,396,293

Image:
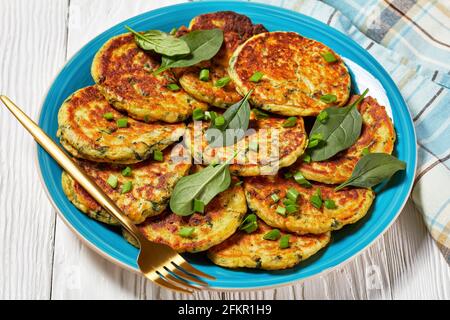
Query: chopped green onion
193,199,205,213
321,52,337,63
214,76,231,88
153,150,163,162
282,117,297,128
284,172,293,179
235,181,243,186
249,71,264,83
263,229,281,241
199,69,209,81
253,108,269,119
204,111,217,121
320,94,337,104
310,133,323,140
286,187,299,202
167,83,180,91
271,193,280,203
276,206,286,216
103,112,114,120
179,227,195,238
106,175,118,189
310,188,323,209
361,147,370,156
214,115,225,126
239,214,258,233
307,139,320,149
303,154,311,163
242,214,256,224
121,166,132,177
249,140,259,152
143,115,150,123
121,181,133,194
169,27,177,35
285,204,298,214
317,188,322,197
192,108,205,121
279,235,290,249
283,198,296,206
307,133,323,149
117,118,128,128
324,199,337,209
317,110,329,123
294,171,312,188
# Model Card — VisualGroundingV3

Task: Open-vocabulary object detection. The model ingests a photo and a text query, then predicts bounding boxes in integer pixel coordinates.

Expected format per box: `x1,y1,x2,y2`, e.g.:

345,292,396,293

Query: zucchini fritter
185,114,308,176
208,219,330,270
296,96,395,184
61,149,191,224
244,174,374,234
91,34,207,123
57,86,185,164
62,171,120,226
229,31,351,116
178,11,267,108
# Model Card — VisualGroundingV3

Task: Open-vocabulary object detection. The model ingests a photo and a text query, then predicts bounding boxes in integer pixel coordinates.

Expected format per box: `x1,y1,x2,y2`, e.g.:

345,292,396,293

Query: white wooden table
0,0,448,300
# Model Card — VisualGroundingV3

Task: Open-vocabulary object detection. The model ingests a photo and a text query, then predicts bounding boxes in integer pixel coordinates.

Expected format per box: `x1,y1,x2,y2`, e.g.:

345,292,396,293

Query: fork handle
0,95,144,244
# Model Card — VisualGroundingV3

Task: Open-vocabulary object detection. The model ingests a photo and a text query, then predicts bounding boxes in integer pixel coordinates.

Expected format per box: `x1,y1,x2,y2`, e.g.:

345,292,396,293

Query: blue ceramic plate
37,1,416,290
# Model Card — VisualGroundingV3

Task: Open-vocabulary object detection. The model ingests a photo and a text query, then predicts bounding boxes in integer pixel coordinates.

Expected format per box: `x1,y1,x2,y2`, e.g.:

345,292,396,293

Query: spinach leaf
309,89,369,161
205,90,253,147
169,160,232,216
335,153,406,191
125,26,190,57
155,29,223,74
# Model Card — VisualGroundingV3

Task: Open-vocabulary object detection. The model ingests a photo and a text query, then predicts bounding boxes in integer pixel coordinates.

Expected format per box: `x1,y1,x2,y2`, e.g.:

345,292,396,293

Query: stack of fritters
59,11,396,271
91,33,208,122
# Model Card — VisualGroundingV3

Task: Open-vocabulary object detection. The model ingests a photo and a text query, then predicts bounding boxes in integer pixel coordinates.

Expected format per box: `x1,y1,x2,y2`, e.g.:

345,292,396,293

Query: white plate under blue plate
37,1,416,290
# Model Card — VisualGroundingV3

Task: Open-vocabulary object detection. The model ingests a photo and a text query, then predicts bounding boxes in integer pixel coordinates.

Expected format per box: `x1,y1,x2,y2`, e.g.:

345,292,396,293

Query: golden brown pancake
177,11,267,108
296,96,395,184
184,113,308,176
208,219,330,270
61,149,191,224
244,174,374,234
229,31,351,116
91,33,207,123
123,176,247,252
57,86,185,164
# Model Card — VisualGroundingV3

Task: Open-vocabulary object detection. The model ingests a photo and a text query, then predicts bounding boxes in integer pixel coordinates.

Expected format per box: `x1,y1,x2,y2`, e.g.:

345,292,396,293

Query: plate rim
35,0,418,290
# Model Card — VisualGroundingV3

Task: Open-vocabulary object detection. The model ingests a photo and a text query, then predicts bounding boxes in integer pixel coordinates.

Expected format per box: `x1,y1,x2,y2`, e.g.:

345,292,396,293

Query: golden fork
0,95,214,294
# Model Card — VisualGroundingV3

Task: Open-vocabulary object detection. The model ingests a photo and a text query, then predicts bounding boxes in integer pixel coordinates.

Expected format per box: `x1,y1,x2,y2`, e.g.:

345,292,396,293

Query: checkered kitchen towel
184,0,446,261
246,0,450,262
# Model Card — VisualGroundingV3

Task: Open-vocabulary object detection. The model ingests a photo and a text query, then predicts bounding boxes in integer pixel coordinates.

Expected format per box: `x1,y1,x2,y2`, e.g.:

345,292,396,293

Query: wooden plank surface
0,0,448,300
0,0,68,299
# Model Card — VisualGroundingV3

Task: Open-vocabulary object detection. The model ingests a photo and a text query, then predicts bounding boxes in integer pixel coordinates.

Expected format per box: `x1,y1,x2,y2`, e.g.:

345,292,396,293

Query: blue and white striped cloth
248,0,450,262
